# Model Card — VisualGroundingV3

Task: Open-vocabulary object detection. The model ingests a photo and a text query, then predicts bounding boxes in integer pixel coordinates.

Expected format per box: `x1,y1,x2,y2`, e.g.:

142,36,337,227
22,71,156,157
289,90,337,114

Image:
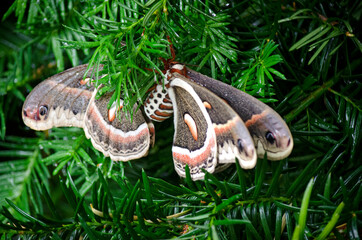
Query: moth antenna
144,67,161,75
159,36,179,71
159,57,169,69
167,36,176,62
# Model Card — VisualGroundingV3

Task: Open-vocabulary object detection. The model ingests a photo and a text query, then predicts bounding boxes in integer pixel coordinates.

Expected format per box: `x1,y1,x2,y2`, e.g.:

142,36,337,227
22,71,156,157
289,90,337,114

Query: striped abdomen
143,83,173,122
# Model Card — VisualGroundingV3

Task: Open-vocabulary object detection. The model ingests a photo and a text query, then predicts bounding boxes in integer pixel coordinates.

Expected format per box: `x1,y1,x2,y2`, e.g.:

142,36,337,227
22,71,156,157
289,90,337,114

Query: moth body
143,80,173,122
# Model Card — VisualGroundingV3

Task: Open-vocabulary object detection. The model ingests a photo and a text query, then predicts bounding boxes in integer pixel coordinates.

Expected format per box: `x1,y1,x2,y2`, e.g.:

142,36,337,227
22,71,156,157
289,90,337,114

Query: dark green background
0,1,361,239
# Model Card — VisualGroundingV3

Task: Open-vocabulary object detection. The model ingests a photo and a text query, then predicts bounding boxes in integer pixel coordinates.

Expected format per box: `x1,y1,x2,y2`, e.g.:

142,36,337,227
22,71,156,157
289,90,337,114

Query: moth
22,63,293,180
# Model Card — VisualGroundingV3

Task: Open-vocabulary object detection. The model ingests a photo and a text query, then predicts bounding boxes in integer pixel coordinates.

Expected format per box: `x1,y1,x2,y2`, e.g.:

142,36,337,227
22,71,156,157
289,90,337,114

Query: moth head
251,110,293,160
169,63,187,76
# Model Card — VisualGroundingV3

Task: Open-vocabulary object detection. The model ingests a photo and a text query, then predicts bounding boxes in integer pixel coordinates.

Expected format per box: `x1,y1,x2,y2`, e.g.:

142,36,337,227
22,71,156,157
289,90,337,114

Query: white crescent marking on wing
169,77,217,180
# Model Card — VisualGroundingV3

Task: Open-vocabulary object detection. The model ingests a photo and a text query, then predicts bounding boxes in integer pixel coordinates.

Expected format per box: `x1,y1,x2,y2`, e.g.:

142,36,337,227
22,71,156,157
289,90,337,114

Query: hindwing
168,77,217,180
172,73,257,169
84,91,153,161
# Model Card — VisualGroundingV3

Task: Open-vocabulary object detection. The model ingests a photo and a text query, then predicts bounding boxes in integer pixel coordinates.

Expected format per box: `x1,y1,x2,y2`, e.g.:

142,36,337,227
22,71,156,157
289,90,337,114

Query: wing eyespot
237,139,244,152
39,105,48,116
265,131,275,144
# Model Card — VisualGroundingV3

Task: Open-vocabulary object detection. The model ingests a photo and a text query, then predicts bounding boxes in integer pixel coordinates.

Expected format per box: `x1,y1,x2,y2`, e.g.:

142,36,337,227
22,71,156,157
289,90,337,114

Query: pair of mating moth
22,63,293,180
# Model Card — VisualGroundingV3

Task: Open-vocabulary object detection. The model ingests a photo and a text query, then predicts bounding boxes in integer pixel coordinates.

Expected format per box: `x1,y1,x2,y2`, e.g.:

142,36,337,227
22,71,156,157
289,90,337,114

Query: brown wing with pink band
22,64,154,162
175,64,293,160
22,64,100,130
84,92,152,161
172,73,257,169
168,77,217,180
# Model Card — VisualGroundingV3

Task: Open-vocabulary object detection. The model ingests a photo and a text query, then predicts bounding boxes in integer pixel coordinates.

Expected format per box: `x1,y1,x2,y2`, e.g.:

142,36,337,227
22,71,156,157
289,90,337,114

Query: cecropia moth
22,63,293,180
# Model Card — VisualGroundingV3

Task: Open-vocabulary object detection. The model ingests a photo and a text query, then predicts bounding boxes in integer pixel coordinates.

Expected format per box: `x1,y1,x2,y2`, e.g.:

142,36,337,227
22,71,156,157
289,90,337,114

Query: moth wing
186,67,293,160
22,64,101,130
173,73,257,169
169,77,217,180
84,91,152,161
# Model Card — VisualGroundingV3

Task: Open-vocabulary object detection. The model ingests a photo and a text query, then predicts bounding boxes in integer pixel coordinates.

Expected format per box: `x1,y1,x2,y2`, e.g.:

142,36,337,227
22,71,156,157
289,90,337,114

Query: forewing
22,64,102,130
186,67,293,160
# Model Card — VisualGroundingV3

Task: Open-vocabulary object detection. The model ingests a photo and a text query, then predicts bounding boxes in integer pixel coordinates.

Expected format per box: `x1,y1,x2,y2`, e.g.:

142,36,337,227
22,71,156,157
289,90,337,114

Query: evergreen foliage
0,0,361,239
